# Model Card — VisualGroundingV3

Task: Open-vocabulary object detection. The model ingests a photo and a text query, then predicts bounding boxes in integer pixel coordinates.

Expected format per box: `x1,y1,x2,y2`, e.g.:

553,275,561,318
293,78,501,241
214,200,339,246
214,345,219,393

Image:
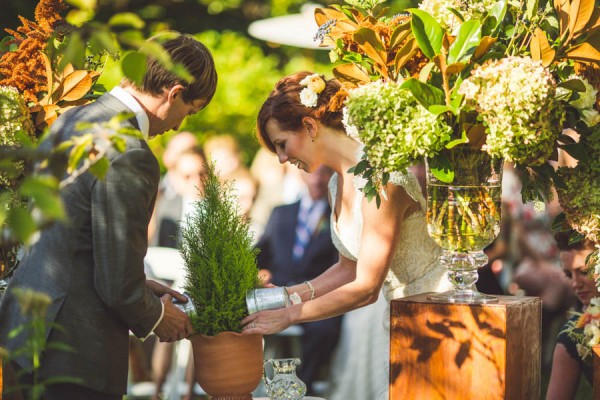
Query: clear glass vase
425,147,503,304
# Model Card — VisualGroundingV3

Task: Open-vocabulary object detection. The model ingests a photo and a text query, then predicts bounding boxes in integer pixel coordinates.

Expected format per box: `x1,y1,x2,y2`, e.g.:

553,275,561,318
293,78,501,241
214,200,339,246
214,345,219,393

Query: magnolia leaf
108,12,146,29
35,104,61,128
39,51,54,98
394,37,419,71
565,42,600,62
409,9,444,59
68,134,93,174
568,230,585,245
429,104,452,116
57,63,76,83
121,51,147,87
55,70,93,102
400,78,445,108
445,62,466,75
583,6,600,34
530,28,556,66
559,142,588,161
558,78,587,92
448,20,481,64
551,212,567,231
332,63,371,85
354,27,387,67
556,0,571,42
20,177,65,220
389,22,412,50
418,61,436,82
573,0,596,34
314,7,357,41
139,41,172,69
466,124,487,148
483,0,507,36
473,36,497,60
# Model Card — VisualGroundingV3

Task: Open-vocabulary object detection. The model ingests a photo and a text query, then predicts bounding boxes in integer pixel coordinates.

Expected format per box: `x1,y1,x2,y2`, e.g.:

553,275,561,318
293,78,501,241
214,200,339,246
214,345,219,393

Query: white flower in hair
299,74,326,108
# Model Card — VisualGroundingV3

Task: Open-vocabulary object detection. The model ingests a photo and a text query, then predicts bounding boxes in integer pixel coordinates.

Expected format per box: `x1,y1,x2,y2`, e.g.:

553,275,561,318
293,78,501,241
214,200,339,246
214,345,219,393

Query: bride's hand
240,308,293,335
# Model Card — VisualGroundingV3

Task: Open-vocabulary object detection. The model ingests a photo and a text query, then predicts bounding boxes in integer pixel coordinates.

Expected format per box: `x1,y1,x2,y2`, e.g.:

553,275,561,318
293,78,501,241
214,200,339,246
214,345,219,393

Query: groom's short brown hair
127,33,218,105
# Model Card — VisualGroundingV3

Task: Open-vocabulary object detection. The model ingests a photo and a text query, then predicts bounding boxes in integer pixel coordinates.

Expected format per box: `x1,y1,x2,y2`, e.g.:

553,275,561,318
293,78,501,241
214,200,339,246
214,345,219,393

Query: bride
242,71,451,398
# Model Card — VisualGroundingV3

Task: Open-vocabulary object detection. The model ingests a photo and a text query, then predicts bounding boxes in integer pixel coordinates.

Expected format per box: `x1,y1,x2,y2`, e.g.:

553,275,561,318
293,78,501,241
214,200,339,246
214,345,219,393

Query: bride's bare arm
241,184,417,334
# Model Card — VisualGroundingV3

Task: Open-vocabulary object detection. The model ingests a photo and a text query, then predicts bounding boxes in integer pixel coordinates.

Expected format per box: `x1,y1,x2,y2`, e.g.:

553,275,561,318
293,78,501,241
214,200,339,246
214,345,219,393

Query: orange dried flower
0,0,68,103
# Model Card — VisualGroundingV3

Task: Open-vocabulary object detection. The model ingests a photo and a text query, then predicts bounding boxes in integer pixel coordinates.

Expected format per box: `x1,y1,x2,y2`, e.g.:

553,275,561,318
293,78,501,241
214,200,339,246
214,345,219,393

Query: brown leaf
314,7,357,42
354,27,387,68
583,6,600,35
473,37,497,60
530,28,556,66
466,124,487,148
35,104,60,128
571,0,595,35
555,0,571,43
394,37,419,70
566,41,600,62
39,51,53,95
446,62,466,75
332,63,371,85
53,70,93,103
389,22,412,50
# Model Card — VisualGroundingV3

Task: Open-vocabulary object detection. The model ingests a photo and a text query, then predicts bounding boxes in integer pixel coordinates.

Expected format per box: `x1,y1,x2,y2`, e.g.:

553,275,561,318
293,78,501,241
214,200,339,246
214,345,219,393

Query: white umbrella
248,3,330,50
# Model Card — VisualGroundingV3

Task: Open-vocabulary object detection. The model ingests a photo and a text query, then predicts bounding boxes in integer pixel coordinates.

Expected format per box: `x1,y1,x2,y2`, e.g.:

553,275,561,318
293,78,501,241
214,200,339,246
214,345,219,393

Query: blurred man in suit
0,33,217,400
256,165,341,394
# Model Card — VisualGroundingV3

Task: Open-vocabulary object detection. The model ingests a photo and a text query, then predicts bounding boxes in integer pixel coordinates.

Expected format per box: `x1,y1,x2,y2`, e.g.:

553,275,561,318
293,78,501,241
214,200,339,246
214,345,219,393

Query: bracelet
304,280,315,301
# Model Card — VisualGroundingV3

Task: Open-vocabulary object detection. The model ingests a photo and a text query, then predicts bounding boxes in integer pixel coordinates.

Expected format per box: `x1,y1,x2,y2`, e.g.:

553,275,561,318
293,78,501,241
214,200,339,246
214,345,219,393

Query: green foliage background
2,0,418,169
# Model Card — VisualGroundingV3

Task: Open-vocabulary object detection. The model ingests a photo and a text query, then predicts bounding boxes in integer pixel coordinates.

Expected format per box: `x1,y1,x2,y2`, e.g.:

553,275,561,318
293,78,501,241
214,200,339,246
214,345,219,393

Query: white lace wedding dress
326,168,451,400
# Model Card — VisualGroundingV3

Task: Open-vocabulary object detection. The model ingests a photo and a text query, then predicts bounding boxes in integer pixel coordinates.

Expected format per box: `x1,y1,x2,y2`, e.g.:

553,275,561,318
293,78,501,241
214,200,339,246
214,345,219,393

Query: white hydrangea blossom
0,85,34,147
345,80,452,174
459,56,565,165
418,0,506,31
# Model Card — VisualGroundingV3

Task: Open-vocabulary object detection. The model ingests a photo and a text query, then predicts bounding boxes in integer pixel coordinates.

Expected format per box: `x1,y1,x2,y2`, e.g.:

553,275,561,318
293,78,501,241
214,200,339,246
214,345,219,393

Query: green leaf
89,157,110,180
121,51,147,87
58,32,85,70
445,131,469,148
65,0,97,11
171,63,194,84
401,78,445,109
525,0,539,20
447,20,481,64
429,154,454,183
429,105,452,116
482,0,507,36
408,9,444,59
568,230,585,245
559,143,588,161
7,207,36,243
557,78,587,92
108,12,145,29
551,212,567,231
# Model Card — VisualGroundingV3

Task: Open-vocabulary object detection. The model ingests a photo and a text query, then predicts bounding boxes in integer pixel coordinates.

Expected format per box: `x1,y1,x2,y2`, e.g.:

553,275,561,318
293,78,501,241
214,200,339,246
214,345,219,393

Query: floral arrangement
314,0,600,209
564,297,600,362
314,0,600,272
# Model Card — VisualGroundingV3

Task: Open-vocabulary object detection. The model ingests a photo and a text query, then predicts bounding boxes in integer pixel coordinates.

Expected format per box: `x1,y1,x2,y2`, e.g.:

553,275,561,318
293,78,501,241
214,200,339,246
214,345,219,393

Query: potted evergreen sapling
179,161,263,400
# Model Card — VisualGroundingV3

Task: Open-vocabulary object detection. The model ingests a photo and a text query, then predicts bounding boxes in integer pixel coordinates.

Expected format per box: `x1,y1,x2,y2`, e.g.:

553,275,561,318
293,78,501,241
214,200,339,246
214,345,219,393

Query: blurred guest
161,131,198,194
204,134,246,182
149,146,207,248
255,166,341,394
546,231,598,400
229,169,263,244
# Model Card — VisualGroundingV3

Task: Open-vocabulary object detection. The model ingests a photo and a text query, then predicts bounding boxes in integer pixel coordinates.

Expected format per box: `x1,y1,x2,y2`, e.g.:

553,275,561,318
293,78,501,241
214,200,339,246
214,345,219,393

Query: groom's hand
154,294,193,342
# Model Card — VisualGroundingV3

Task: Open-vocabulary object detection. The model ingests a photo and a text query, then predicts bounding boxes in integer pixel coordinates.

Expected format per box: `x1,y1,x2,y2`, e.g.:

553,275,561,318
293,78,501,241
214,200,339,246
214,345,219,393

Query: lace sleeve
388,170,427,210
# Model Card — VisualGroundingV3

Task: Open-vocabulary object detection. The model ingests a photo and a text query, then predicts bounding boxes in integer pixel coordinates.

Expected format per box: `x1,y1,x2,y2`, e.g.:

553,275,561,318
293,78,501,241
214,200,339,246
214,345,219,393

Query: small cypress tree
179,162,260,335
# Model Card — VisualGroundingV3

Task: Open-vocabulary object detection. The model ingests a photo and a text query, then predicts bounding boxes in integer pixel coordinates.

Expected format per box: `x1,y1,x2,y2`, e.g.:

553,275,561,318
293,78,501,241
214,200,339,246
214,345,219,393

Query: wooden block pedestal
390,293,541,400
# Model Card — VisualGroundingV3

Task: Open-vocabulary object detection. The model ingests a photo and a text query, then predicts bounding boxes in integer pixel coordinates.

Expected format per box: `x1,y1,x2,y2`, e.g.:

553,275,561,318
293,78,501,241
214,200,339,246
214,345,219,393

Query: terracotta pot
189,331,263,400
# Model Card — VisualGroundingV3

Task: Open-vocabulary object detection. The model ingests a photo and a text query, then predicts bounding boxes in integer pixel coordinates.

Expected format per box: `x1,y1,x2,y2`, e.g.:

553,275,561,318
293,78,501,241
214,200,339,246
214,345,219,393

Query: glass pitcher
263,358,307,400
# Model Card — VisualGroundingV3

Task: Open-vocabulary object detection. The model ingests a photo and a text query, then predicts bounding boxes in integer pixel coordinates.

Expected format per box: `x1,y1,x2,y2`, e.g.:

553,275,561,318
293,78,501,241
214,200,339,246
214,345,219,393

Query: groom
0,33,217,400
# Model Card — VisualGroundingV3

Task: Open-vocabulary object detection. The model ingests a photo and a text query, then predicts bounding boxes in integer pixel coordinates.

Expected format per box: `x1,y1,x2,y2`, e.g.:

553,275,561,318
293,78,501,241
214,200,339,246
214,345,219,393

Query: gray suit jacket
0,93,163,395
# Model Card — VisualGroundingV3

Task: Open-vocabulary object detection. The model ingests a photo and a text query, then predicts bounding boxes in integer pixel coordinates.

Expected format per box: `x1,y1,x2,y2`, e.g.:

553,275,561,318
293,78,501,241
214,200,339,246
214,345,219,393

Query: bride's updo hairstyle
257,71,345,153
